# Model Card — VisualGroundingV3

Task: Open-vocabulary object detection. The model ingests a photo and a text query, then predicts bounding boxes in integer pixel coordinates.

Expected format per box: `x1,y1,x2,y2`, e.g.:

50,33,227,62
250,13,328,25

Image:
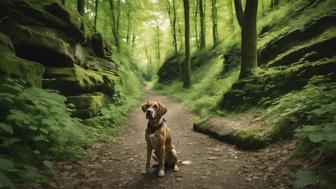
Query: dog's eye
153,104,158,108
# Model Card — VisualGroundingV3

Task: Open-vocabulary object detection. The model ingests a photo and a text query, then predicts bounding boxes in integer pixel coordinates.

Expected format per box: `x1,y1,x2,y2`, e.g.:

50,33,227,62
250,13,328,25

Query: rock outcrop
0,0,118,119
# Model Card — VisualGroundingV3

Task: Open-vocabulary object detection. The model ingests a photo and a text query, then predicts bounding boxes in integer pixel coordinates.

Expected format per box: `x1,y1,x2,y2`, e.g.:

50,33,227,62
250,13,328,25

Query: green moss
0,17,74,66
43,64,105,95
0,51,44,87
0,33,15,53
67,92,105,119
233,127,270,149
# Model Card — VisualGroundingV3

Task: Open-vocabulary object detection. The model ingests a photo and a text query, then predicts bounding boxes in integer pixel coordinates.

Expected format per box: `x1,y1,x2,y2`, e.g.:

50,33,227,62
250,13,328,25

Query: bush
0,77,87,188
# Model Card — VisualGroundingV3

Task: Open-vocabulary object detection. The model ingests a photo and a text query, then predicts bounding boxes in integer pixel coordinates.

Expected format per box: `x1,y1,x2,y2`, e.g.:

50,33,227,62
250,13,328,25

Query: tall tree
77,0,85,15
211,0,218,45
234,0,258,78
183,0,191,88
228,0,234,26
199,0,206,48
109,0,121,50
194,0,199,48
155,19,161,59
165,0,178,54
94,0,99,31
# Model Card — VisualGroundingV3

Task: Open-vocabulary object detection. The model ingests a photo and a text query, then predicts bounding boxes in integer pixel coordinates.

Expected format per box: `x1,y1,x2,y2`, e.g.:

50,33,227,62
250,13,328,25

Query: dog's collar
147,118,166,134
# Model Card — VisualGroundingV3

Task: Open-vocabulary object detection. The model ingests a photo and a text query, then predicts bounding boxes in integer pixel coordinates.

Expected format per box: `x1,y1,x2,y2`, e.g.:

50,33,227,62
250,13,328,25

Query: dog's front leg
146,143,153,174
158,145,165,177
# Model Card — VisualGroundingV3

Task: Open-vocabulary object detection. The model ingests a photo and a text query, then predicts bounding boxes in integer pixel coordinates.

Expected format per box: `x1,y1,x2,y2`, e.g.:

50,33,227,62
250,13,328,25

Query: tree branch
233,0,244,27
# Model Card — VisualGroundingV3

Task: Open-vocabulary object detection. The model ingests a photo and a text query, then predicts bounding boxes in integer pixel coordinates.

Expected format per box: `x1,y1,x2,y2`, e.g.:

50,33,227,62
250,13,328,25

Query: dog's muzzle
146,110,154,119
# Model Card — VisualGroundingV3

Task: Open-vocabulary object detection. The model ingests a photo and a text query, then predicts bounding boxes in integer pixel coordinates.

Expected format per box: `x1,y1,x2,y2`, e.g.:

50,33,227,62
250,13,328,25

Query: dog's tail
177,160,192,166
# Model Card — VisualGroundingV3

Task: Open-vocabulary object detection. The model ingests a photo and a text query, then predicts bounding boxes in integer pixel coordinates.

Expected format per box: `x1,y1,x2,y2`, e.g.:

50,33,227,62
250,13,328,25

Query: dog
142,101,180,177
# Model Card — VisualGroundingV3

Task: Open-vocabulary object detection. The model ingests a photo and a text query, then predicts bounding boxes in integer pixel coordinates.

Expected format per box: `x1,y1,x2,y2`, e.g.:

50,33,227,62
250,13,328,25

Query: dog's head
141,101,167,120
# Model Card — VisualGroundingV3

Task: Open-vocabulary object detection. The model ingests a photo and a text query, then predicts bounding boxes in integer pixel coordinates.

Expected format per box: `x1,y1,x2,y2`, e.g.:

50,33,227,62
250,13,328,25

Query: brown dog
142,101,179,177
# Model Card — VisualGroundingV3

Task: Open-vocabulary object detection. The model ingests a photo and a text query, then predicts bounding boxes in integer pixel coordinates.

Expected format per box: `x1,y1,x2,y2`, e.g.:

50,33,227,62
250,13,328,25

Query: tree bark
194,0,199,48
109,0,120,50
211,0,218,45
199,0,206,48
228,0,234,26
183,0,191,88
126,10,131,43
233,0,244,27
77,0,85,16
236,0,258,78
172,0,178,53
94,0,99,32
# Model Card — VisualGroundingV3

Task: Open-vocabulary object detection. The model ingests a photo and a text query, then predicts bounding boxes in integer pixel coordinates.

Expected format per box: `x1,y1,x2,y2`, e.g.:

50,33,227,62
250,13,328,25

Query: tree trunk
60,0,65,5
94,0,99,32
194,0,199,48
77,0,85,16
172,0,178,54
228,0,234,26
165,0,178,54
234,0,258,78
109,0,120,50
199,0,206,48
211,0,218,45
183,0,191,88
233,0,244,27
126,10,131,43
132,28,136,47
156,20,161,59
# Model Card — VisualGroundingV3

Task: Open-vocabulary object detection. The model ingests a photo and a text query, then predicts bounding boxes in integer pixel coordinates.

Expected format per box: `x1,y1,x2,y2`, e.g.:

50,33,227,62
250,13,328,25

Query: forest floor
52,90,299,189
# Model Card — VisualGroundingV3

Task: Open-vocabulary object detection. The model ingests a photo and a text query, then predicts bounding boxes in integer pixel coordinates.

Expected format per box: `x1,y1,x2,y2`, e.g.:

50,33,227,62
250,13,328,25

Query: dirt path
54,90,295,189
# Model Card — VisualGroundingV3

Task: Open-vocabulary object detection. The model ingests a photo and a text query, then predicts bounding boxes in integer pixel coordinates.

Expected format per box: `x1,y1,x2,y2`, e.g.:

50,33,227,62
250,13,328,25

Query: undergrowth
0,77,87,188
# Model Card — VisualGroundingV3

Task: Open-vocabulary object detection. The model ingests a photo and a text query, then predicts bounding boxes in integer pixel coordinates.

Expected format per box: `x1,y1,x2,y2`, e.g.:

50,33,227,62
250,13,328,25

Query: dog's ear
158,102,167,116
141,102,148,113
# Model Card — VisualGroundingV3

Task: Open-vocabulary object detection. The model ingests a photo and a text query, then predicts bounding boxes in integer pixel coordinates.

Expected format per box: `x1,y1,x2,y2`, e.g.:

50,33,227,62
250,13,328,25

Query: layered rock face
221,4,336,110
0,0,118,119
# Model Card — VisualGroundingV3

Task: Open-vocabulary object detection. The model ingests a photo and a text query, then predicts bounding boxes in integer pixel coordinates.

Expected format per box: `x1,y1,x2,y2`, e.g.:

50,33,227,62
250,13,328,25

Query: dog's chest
149,133,160,150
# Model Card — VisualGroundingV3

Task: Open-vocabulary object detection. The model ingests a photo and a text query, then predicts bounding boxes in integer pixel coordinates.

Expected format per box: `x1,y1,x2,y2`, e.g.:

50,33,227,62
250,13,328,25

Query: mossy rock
0,0,85,43
43,64,104,96
233,127,271,149
0,32,15,54
0,50,45,87
67,92,104,119
221,57,336,110
0,17,74,67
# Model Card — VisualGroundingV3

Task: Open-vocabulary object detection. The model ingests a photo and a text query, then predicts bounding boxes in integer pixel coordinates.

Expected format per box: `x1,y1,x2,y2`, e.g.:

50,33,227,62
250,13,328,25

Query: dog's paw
158,169,165,177
173,164,179,172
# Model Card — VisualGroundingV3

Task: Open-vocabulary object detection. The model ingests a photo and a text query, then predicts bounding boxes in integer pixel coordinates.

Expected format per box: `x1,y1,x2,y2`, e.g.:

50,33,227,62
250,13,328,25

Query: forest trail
54,90,295,189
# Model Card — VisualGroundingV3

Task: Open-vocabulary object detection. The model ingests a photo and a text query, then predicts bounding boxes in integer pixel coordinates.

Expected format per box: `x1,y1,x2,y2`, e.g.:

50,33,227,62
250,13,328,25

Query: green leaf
0,172,14,189
43,161,53,169
0,157,14,171
0,123,13,135
293,171,317,189
308,132,325,143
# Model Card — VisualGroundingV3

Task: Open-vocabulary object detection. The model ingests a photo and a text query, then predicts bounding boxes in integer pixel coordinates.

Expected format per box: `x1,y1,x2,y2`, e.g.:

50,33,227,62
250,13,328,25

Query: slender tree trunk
156,21,161,59
199,0,206,48
165,0,178,54
172,0,178,54
77,0,85,15
234,0,258,79
194,0,199,48
109,0,120,50
126,10,131,43
178,19,183,51
94,0,99,32
183,0,191,88
211,0,218,45
261,0,265,16
228,0,234,26
132,28,136,47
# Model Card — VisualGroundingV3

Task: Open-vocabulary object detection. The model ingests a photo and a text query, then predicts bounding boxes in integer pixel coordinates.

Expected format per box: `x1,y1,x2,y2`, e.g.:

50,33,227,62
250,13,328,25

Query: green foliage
0,77,87,187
